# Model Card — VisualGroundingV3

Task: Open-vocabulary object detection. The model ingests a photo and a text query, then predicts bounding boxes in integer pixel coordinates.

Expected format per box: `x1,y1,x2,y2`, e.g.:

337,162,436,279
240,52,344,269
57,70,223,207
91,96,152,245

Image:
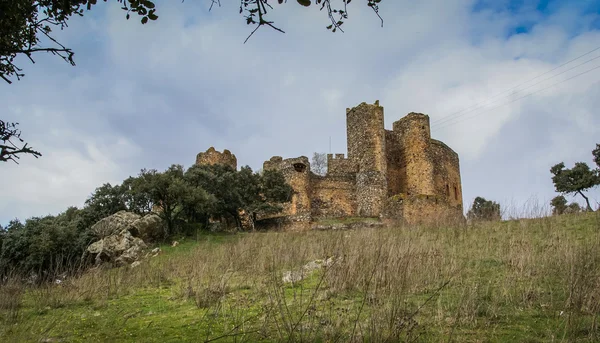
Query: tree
565,202,582,214
467,197,501,222
133,165,190,237
237,166,293,228
0,120,41,163
550,195,568,216
550,162,599,212
183,163,292,230
184,163,243,228
311,152,327,176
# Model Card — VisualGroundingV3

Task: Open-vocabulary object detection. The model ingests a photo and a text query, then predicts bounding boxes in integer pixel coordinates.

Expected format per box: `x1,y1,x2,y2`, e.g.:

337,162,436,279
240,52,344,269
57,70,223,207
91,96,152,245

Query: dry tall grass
1,211,599,342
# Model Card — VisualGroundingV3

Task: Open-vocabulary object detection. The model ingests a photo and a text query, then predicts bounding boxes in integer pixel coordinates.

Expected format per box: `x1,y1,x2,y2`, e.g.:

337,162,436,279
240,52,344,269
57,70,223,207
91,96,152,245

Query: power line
432,53,600,128
432,63,600,132
431,45,600,126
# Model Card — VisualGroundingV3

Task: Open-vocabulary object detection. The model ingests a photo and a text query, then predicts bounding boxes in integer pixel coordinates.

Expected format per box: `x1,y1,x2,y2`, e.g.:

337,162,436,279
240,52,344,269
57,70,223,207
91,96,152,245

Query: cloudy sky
2,0,600,224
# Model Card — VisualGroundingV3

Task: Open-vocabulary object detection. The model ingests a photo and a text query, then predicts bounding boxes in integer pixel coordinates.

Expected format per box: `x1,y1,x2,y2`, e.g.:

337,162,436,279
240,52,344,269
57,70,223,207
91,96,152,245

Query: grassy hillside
1,212,599,342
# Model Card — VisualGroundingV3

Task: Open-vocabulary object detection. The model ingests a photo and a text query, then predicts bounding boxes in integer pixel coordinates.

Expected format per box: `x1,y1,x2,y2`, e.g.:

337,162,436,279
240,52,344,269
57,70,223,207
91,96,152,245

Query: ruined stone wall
263,156,311,221
346,101,388,217
431,139,463,210
392,113,436,196
196,147,237,170
310,174,356,218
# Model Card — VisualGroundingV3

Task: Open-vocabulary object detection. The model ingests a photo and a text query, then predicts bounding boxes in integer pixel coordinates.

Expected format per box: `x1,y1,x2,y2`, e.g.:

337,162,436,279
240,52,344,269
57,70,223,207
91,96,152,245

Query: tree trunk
577,190,593,212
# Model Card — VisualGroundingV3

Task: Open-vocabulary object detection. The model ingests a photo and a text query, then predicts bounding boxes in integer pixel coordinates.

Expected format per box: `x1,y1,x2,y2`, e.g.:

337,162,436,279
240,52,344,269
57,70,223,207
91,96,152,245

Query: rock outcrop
86,230,147,266
90,210,164,241
85,211,163,267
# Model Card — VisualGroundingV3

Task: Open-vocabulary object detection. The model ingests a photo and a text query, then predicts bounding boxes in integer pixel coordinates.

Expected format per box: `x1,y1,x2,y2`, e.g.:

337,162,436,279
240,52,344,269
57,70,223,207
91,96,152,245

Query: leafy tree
121,175,154,214
132,165,190,237
185,163,245,228
566,202,582,214
551,195,568,216
0,120,41,163
237,166,293,228
184,163,292,230
467,197,501,222
311,152,327,176
550,162,599,212
0,211,90,279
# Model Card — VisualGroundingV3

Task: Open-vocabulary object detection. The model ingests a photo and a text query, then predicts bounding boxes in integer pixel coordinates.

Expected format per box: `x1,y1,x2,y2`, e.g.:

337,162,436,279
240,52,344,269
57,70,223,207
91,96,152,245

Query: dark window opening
454,186,458,200
446,184,450,197
421,125,425,130
293,163,306,173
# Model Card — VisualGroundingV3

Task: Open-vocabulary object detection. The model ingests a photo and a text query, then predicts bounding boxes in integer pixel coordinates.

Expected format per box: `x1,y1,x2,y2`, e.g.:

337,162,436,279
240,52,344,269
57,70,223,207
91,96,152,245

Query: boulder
86,229,147,267
90,211,141,239
131,213,164,242
89,210,163,242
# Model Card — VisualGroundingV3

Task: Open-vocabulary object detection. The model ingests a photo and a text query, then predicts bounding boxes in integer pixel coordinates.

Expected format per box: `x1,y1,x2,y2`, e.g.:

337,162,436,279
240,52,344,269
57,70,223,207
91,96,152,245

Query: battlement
326,153,357,176
326,153,346,160
196,147,237,170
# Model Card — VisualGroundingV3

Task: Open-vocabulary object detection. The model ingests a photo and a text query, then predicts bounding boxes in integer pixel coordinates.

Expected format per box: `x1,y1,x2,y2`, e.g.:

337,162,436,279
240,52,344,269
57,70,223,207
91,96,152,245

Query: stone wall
310,174,356,218
196,147,237,170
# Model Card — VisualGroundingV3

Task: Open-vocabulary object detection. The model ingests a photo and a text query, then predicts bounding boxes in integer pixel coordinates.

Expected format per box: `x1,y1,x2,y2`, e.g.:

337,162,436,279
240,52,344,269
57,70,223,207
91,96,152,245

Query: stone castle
196,101,464,227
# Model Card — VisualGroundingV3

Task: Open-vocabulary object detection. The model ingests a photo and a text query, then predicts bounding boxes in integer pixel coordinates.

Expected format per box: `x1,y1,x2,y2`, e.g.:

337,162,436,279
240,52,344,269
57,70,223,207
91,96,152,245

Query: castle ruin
196,101,464,227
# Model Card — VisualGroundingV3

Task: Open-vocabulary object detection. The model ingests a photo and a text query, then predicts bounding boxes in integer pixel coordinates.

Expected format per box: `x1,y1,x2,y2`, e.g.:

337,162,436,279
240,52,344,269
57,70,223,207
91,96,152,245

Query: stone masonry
196,101,464,227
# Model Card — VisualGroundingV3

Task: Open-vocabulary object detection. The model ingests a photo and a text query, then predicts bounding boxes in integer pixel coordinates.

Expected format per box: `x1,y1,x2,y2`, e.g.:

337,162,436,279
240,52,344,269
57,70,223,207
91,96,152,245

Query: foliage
566,202,583,214
184,163,292,230
550,162,599,212
311,152,327,176
467,196,501,221
0,209,92,280
551,195,568,216
0,120,41,163
551,195,583,216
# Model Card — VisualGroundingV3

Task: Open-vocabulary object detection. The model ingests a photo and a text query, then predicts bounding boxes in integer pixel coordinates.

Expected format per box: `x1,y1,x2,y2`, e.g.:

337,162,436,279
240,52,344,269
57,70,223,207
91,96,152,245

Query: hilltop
1,212,599,342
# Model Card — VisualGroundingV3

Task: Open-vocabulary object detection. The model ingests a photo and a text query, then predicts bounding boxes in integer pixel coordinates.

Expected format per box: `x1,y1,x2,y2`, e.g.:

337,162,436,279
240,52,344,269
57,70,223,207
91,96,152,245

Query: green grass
1,212,599,342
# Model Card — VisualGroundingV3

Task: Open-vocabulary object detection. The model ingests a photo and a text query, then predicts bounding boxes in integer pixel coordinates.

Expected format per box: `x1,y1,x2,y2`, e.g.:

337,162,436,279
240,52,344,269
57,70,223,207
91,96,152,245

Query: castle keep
197,101,463,227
